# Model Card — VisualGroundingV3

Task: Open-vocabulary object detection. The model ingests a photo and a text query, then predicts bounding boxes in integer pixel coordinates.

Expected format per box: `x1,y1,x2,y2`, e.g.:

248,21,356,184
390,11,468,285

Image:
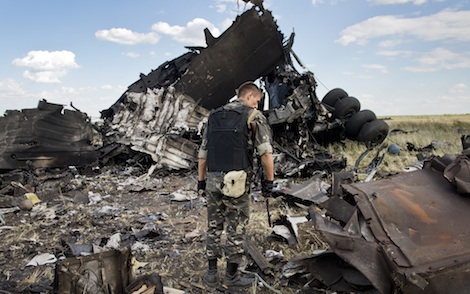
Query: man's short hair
236,81,261,98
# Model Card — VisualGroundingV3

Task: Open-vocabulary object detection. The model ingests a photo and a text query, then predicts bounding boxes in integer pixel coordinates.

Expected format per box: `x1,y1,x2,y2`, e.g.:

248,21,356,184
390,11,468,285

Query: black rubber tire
322,88,348,107
357,119,389,145
333,96,361,119
345,110,376,139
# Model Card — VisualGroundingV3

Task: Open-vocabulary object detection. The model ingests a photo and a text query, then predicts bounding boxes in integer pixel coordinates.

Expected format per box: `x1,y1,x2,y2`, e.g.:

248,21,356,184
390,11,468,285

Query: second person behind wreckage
197,82,275,289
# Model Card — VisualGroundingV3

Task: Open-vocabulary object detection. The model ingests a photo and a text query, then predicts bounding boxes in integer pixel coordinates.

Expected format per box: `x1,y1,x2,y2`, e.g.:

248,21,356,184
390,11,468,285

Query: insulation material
107,87,209,170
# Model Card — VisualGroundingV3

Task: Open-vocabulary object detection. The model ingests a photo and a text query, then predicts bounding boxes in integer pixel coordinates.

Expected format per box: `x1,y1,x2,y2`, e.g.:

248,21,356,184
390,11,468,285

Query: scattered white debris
96,205,120,214
169,189,197,202
185,229,203,239
106,233,121,249
26,253,57,266
265,250,284,262
131,242,151,252
88,192,103,204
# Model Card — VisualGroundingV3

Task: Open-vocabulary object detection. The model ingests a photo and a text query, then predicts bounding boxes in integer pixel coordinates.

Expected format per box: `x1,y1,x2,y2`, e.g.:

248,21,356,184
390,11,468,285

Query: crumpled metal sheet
104,87,209,170
100,7,285,171
275,176,330,205
346,168,470,271
100,5,358,173
443,155,470,195
176,7,285,110
312,166,470,293
0,100,98,169
310,209,392,293
54,248,132,294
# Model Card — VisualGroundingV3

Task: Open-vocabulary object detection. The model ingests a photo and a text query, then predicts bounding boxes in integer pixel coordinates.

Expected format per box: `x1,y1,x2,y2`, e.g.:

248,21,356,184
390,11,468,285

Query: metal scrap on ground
3,1,470,293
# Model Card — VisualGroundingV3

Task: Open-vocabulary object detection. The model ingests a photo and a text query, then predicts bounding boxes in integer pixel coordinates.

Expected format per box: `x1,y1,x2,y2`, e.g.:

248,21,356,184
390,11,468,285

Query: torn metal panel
319,196,356,224
54,248,132,294
266,84,313,125
270,214,309,245
0,100,98,170
275,176,329,205
311,164,470,293
176,7,285,110
103,87,208,170
304,251,377,292
101,52,197,120
345,168,470,272
310,208,393,293
331,171,354,197
245,239,273,275
99,4,386,172
274,153,347,177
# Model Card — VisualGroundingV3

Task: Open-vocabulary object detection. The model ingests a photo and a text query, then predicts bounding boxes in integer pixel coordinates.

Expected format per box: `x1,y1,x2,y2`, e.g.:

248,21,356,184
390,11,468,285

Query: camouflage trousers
205,171,250,264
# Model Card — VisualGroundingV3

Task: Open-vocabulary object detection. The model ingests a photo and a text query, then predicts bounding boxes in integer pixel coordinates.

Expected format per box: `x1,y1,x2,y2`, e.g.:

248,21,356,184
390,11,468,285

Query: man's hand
198,180,206,196
261,179,273,194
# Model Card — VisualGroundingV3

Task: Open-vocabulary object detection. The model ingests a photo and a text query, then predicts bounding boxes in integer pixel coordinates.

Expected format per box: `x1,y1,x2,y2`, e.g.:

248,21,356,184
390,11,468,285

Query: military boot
223,272,254,288
203,269,218,287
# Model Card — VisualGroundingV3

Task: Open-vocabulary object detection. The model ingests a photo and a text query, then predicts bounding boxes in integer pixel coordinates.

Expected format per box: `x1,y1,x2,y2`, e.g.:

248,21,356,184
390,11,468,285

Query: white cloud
402,48,470,72
23,70,68,83
34,85,124,117
433,93,470,113
211,0,254,16
448,83,468,94
95,14,222,48
0,78,26,95
363,64,389,73
95,28,160,45
12,50,79,83
151,18,221,46
221,18,234,31
124,52,140,58
70,86,99,94
376,49,413,57
0,80,123,118
216,3,227,13
378,39,404,48
369,0,427,5
0,79,39,114
336,9,470,46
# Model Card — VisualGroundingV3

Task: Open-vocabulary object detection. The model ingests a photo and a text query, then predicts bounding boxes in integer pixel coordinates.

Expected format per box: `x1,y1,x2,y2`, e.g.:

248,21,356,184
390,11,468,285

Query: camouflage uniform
198,98,273,264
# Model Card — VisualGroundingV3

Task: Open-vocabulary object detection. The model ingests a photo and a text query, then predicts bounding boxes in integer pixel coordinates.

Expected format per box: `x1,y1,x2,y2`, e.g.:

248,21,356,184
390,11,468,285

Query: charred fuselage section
101,5,387,172
0,4,387,172
0,100,98,170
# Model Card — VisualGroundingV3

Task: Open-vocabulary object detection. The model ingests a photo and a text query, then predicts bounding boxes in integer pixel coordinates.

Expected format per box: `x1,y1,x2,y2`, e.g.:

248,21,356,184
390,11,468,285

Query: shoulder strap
247,109,259,126
247,109,259,137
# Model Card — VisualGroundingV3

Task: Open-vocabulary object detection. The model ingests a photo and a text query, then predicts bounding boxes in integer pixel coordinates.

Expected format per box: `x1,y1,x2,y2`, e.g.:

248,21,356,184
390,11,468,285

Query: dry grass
19,268,54,287
328,114,470,174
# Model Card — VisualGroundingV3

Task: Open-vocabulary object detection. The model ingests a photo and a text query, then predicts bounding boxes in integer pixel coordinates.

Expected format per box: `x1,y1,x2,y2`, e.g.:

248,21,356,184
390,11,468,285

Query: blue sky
1,0,469,119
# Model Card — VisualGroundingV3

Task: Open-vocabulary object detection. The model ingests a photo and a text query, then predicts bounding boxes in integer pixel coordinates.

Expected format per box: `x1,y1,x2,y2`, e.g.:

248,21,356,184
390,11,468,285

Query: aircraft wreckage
6,2,470,294
1,3,388,173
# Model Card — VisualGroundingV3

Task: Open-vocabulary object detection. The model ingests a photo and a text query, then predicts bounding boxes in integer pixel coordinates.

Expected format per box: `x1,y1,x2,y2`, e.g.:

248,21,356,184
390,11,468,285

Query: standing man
197,82,274,289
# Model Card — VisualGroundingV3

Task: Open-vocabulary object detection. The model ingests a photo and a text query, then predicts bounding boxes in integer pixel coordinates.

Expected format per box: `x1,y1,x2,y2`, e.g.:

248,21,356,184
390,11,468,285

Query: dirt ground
0,165,327,293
